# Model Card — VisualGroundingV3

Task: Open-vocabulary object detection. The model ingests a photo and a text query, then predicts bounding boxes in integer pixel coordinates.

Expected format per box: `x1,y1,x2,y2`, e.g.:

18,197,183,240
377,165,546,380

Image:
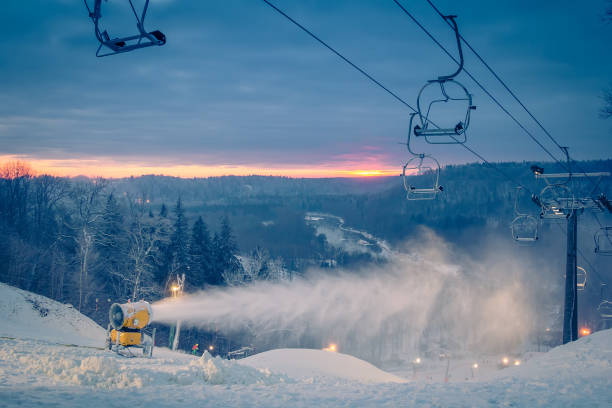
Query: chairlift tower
531,169,611,344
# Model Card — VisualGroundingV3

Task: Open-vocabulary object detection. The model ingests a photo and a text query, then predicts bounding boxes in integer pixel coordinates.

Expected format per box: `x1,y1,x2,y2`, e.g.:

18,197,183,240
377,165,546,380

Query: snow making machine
106,301,156,357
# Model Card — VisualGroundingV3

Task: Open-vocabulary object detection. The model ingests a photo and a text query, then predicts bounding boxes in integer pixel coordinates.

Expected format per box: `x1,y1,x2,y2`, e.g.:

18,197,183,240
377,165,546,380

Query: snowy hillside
0,283,611,407
0,283,105,347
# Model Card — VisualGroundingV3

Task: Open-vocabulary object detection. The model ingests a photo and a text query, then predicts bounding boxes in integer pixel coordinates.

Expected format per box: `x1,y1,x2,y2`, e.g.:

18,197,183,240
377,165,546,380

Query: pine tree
188,216,213,288
215,216,242,285
168,197,189,284
159,203,168,218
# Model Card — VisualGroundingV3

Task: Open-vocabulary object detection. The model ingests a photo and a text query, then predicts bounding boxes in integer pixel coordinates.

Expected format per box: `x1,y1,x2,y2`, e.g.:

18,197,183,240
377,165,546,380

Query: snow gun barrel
109,301,152,330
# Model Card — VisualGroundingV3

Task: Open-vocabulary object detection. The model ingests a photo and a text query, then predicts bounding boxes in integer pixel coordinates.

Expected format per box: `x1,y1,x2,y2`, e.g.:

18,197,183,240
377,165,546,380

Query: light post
170,274,185,351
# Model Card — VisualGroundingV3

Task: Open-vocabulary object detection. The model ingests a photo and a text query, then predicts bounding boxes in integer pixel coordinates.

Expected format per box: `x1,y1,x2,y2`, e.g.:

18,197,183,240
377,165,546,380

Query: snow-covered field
1,283,611,407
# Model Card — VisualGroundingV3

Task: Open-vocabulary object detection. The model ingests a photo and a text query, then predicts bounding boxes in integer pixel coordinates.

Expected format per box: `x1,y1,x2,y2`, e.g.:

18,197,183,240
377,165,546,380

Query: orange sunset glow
0,155,399,179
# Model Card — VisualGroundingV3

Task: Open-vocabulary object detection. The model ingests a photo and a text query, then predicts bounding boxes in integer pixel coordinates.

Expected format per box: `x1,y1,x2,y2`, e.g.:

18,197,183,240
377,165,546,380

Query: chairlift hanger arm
437,15,464,81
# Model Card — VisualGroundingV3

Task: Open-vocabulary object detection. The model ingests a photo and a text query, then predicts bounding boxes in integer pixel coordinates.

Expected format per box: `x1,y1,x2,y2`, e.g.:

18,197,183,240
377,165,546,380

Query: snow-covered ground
0,283,105,347
1,283,611,407
240,348,406,383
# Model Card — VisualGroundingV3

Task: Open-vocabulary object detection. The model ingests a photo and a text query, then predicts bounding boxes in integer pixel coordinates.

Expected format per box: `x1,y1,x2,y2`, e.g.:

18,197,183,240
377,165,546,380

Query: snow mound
497,328,612,380
239,348,407,383
0,282,105,347
181,351,289,385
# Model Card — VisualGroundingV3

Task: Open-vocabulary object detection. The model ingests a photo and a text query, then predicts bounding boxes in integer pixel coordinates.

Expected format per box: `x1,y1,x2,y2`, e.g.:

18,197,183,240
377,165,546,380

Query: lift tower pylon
563,208,579,343
532,169,611,344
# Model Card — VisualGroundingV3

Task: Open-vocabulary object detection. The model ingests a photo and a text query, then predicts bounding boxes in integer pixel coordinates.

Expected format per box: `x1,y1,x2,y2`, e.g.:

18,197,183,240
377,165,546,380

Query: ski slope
0,282,105,347
0,283,611,407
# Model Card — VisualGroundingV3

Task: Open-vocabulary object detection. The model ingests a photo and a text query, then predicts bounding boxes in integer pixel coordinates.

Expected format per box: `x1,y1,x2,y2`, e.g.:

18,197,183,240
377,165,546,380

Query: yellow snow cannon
106,301,156,357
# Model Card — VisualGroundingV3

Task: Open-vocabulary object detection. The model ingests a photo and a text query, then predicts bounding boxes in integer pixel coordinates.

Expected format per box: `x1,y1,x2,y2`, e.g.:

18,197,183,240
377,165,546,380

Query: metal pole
562,209,578,344
171,273,185,351
172,320,181,351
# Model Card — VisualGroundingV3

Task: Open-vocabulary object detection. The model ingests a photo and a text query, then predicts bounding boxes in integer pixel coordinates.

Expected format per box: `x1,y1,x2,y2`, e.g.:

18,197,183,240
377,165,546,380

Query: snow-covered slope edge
0,282,105,347
239,348,407,383
495,327,612,381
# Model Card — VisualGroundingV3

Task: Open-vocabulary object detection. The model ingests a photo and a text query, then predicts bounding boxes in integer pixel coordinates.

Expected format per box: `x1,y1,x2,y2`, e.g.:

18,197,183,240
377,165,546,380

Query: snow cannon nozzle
108,301,152,331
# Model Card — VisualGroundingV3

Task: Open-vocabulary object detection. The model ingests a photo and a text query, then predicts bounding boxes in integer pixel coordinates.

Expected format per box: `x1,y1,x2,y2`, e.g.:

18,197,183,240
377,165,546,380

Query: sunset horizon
0,155,401,179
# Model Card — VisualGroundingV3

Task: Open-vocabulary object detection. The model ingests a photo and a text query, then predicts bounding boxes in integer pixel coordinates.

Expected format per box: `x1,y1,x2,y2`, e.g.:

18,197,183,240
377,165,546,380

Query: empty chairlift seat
594,227,612,255
85,0,166,57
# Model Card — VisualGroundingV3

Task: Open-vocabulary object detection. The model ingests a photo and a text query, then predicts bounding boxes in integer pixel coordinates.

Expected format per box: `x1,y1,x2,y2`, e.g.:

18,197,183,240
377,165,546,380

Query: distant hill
99,160,612,253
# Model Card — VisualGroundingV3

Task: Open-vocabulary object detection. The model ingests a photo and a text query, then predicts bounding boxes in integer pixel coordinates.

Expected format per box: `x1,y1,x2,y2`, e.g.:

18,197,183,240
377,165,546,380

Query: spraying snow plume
151,229,535,362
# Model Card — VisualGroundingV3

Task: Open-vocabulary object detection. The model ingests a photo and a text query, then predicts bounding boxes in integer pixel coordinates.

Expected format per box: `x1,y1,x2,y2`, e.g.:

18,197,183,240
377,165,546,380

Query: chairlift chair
511,186,539,242
598,300,612,320
537,184,573,220
402,155,442,201
401,113,442,201
576,266,587,291
594,227,612,255
511,215,539,243
414,80,475,144
85,0,166,57
413,15,475,144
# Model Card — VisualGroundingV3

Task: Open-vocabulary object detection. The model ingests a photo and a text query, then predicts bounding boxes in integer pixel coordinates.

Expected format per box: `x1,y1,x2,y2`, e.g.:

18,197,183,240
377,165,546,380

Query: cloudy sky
1,0,611,177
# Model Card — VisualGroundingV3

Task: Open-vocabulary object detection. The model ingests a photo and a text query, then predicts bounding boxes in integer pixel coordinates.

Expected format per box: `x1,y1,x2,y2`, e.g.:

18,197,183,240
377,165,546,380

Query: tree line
0,161,292,326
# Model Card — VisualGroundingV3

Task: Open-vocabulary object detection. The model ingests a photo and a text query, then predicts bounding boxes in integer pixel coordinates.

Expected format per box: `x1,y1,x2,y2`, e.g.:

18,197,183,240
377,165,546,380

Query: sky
0,0,611,178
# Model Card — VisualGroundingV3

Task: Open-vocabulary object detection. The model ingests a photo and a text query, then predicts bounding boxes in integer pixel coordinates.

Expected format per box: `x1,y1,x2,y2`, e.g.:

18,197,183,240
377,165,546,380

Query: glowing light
414,357,421,364
343,170,397,177
502,357,509,366
209,345,214,351
171,286,179,292
545,328,551,332
580,327,591,337
513,360,521,366
323,343,337,352
472,363,478,369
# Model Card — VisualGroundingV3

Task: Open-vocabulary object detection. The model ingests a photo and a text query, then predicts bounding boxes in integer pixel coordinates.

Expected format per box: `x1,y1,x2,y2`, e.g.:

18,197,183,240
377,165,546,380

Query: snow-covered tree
68,178,106,311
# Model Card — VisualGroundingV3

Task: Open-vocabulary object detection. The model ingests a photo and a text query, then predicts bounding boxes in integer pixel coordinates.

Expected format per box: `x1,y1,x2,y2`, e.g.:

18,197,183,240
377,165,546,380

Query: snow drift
0,282,105,347
240,349,406,383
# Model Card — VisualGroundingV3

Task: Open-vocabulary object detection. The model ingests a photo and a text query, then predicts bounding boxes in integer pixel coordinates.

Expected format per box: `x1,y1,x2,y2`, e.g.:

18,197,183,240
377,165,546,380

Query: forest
2,158,611,352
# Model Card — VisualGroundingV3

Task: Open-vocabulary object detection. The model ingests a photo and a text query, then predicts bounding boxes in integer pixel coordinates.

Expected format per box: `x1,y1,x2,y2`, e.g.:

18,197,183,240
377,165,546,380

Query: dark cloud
0,0,610,169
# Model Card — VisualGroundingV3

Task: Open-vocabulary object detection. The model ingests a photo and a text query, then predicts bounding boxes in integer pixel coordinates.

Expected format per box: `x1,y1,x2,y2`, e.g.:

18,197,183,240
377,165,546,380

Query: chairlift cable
259,0,531,193
83,0,92,15
260,0,600,243
422,0,608,195
259,0,417,113
391,0,569,172
424,0,566,153
259,0,609,313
